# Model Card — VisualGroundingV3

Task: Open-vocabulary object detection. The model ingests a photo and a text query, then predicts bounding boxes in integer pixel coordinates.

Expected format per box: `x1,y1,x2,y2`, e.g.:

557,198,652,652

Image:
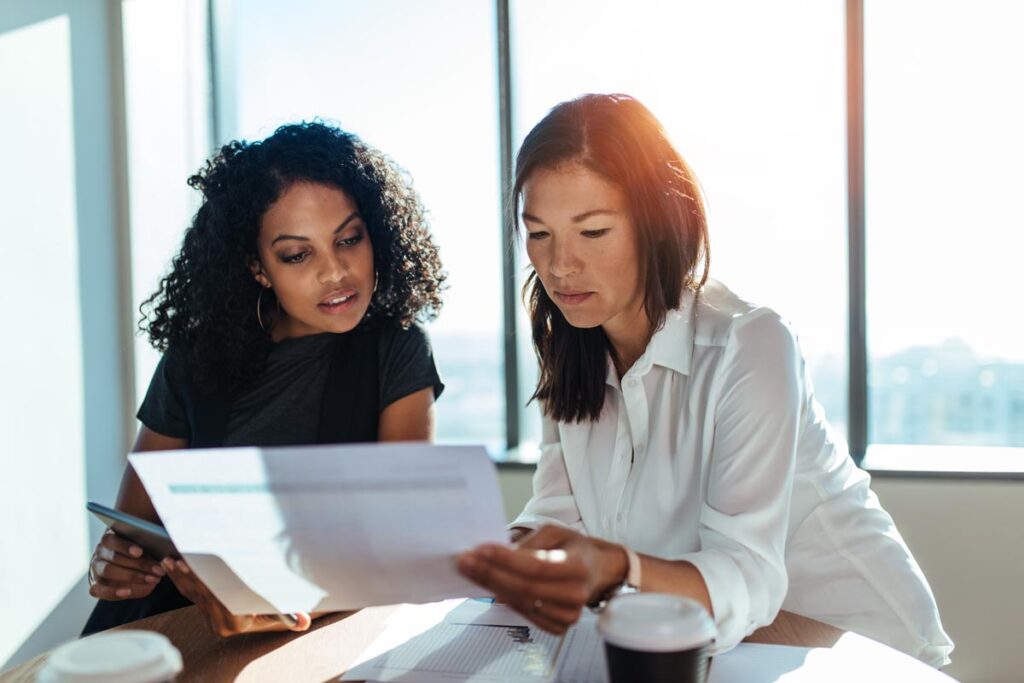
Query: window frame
182,0,1021,473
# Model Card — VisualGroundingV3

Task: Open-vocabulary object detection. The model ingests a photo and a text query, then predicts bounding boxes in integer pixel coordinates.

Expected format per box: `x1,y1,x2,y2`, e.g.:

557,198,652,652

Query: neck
603,302,652,378
269,310,316,343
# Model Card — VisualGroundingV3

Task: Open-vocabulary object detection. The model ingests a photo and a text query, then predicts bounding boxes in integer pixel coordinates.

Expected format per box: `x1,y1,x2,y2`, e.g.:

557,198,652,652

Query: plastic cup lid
598,593,716,653
37,630,183,683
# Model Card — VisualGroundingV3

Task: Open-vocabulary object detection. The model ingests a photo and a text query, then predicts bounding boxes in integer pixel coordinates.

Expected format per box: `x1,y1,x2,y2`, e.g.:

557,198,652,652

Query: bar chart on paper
342,600,567,682
368,623,563,679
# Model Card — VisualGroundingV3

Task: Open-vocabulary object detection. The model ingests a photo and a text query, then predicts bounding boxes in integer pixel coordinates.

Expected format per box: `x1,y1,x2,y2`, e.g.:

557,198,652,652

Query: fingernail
129,546,143,558
145,575,158,583
151,565,165,577
458,555,476,571
162,558,174,571
116,588,131,598
178,561,190,574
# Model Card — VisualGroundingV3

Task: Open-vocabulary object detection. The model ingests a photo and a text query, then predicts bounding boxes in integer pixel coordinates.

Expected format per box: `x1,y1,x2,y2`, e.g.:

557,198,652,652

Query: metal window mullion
496,0,519,451
207,0,236,147
107,0,136,457
847,0,868,464
206,0,221,147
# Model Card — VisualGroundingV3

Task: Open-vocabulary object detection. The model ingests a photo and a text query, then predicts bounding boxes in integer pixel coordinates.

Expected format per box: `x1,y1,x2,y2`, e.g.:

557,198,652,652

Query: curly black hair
140,121,446,392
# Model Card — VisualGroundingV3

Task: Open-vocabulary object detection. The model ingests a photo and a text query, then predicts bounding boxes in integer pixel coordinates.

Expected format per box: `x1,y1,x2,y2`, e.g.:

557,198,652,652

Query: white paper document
343,599,574,683
129,443,508,615
341,600,892,683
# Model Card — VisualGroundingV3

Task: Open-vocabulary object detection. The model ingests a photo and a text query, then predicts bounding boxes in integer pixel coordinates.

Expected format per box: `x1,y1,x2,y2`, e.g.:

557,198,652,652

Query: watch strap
588,544,642,613
623,545,642,590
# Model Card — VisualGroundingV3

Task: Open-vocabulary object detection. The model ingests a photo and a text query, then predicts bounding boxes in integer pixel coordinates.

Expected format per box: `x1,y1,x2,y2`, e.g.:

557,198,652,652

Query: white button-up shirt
512,279,953,667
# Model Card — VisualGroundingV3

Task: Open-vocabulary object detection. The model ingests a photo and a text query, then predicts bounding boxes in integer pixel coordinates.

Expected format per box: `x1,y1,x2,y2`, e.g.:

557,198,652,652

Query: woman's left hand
162,558,312,637
456,525,627,634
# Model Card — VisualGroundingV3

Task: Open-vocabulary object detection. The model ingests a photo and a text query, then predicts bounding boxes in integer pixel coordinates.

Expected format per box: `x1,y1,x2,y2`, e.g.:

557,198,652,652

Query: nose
548,236,581,279
317,250,348,285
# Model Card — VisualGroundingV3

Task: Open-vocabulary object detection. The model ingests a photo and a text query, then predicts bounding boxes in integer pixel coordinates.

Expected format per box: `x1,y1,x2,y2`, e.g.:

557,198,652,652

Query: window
123,0,211,402
120,0,1024,469
864,0,1024,452
511,0,849,444
214,0,506,450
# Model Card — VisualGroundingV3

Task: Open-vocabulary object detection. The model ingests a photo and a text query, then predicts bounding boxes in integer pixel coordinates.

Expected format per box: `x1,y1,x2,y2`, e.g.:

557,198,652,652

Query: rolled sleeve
509,416,584,532
679,311,802,652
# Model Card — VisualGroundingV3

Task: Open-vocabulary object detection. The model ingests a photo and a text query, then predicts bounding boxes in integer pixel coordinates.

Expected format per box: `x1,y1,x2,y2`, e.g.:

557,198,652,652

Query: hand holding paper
129,443,509,616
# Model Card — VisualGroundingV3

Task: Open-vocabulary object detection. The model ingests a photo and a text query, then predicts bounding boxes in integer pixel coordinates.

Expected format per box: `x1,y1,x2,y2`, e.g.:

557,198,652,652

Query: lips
319,289,356,305
555,290,594,305
318,289,359,314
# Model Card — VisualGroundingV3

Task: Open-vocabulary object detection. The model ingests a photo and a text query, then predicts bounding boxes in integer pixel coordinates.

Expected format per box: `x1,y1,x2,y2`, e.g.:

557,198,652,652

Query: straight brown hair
514,94,710,423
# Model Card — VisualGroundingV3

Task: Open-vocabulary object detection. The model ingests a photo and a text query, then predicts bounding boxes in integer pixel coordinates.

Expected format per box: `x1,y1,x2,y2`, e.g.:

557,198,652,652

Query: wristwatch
588,544,642,613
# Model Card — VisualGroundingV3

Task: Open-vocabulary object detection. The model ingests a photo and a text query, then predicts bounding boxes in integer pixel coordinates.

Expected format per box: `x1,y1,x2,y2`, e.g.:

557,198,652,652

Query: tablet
86,501,177,560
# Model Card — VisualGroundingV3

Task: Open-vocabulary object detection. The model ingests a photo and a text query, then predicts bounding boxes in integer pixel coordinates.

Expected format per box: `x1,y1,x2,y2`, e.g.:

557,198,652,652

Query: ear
248,257,271,289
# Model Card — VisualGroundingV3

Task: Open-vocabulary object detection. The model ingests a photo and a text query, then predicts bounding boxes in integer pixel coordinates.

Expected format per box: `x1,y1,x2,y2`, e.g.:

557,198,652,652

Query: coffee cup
598,593,716,683
36,630,183,683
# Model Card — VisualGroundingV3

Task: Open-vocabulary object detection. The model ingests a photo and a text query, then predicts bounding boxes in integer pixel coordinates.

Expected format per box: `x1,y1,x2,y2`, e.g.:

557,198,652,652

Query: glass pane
865,1,1024,447
218,0,504,449
0,14,87,664
511,0,848,444
123,0,211,404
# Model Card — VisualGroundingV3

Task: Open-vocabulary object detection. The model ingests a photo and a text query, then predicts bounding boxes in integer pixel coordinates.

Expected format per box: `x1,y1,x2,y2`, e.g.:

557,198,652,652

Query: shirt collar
605,290,696,387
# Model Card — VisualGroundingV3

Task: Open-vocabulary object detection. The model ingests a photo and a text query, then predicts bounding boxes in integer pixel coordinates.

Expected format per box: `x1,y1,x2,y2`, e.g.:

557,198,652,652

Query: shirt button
628,378,639,387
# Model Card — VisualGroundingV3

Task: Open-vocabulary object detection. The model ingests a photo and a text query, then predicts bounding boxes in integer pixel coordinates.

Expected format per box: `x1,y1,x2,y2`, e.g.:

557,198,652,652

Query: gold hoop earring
257,287,269,331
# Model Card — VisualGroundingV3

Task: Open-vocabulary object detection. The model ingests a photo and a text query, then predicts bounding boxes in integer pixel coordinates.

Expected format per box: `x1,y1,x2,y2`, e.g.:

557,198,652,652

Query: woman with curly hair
83,121,446,636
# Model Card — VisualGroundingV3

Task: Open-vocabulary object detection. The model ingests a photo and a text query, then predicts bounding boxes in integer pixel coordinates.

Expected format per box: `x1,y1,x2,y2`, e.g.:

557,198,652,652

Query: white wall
871,478,1024,683
0,0,131,670
498,467,1024,683
0,12,86,668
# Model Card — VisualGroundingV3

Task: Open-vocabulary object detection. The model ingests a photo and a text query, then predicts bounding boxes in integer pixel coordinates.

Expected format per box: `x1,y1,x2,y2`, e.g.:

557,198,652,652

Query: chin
325,320,360,334
326,313,368,333
557,307,605,330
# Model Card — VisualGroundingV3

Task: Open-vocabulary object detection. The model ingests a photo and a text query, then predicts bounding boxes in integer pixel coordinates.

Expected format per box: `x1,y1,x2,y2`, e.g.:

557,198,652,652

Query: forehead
262,182,357,230
521,164,627,218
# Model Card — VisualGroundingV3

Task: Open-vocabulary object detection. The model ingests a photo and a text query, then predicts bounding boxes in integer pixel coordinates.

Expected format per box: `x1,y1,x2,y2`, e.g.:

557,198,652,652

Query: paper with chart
128,443,508,615
342,599,571,683
340,599,844,683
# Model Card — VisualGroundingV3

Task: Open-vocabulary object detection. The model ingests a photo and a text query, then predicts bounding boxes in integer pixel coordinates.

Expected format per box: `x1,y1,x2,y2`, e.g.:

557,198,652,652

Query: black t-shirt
137,323,444,446
83,324,443,637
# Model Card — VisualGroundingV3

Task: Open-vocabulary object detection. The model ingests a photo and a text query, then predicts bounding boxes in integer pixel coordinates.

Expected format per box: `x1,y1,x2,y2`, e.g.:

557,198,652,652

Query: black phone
86,501,177,560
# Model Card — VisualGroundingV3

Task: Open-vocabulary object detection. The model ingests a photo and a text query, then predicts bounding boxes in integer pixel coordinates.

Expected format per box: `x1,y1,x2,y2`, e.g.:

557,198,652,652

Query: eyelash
526,229,610,240
278,232,364,264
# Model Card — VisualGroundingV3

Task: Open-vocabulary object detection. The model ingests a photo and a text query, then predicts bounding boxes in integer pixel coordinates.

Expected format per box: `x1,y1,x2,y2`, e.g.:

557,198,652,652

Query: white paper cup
36,630,183,683
598,593,716,683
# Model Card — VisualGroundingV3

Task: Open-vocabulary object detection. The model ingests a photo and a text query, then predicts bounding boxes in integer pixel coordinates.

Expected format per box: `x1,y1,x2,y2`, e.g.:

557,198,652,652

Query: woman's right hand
88,530,166,601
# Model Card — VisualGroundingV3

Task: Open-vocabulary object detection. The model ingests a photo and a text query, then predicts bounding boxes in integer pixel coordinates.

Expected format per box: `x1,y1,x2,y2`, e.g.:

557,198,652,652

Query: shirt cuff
676,549,758,654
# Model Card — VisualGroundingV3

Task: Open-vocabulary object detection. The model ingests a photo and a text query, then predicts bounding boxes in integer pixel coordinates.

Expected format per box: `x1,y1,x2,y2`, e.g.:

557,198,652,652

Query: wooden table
0,608,844,682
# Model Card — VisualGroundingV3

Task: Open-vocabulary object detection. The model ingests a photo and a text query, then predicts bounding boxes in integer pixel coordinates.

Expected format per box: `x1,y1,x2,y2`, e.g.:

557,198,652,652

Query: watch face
588,582,639,614
613,583,640,599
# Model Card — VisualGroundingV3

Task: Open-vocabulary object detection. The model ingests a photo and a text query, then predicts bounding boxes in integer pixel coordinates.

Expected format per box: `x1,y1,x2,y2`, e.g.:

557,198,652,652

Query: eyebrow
521,209,618,226
270,212,362,246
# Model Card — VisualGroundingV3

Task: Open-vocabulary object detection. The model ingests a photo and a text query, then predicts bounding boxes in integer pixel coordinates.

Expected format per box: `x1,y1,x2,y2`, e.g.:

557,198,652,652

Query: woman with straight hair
84,121,446,637
457,94,953,666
